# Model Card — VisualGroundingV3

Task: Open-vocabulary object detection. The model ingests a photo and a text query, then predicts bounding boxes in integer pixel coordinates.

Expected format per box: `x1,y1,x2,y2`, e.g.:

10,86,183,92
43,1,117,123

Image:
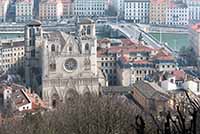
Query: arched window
85,43,89,52
50,63,56,71
52,93,59,108
51,44,55,52
87,26,91,35
69,46,72,52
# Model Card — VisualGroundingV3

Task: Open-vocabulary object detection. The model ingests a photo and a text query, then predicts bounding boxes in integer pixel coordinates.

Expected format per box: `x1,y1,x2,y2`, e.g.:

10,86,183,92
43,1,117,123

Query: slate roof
102,86,132,95
79,18,95,24
27,20,42,26
133,81,169,101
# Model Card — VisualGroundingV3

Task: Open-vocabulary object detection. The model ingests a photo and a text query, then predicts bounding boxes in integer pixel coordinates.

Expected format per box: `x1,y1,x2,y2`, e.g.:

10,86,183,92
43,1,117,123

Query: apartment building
124,0,150,24
0,40,25,73
187,0,200,22
97,38,176,86
73,0,106,17
15,0,33,22
62,0,73,18
166,1,189,26
39,0,63,21
0,0,9,22
150,0,170,25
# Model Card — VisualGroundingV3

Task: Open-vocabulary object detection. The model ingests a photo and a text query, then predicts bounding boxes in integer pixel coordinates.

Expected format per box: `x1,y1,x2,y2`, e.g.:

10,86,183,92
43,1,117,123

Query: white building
73,0,106,17
183,80,200,96
124,0,150,23
166,3,189,26
0,39,25,73
187,0,200,22
15,0,33,23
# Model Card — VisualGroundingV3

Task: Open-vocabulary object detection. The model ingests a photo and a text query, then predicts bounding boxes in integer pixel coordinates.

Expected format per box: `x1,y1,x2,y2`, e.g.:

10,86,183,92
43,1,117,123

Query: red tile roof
172,70,186,81
150,0,166,4
120,39,138,46
97,38,111,44
152,49,174,61
131,60,152,65
97,45,154,57
26,92,47,110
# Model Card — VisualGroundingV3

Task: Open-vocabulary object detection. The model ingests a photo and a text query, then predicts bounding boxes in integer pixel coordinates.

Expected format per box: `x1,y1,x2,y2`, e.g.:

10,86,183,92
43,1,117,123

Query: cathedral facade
25,18,106,107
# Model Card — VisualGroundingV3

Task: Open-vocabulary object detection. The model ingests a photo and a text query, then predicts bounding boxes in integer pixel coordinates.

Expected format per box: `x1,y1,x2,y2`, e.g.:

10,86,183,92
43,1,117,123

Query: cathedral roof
44,31,81,53
79,18,95,25
27,20,42,26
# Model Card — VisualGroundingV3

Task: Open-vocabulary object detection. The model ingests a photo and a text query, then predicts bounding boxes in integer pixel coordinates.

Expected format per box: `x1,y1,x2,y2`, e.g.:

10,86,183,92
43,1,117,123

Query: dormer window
51,44,55,52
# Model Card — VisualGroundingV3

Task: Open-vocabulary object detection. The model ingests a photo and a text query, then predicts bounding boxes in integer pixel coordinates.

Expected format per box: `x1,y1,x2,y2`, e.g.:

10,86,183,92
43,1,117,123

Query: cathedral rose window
64,58,78,72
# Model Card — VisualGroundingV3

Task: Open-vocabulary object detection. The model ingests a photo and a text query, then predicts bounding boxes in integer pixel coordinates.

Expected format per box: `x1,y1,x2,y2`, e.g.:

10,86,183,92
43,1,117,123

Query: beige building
15,0,33,22
62,0,73,18
39,0,63,21
0,0,9,22
25,19,106,108
97,39,177,86
0,39,25,73
150,0,170,25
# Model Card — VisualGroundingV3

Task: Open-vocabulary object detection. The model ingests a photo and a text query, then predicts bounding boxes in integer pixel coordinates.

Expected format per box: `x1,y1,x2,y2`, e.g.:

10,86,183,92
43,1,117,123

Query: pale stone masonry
24,19,106,108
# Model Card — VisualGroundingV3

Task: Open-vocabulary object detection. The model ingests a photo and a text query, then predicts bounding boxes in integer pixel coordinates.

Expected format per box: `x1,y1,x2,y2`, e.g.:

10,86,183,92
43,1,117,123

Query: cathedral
24,18,106,107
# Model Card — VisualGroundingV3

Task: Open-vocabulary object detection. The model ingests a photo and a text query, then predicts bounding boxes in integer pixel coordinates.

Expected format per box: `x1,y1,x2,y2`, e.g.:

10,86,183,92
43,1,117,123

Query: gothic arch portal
51,87,59,108
65,88,79,101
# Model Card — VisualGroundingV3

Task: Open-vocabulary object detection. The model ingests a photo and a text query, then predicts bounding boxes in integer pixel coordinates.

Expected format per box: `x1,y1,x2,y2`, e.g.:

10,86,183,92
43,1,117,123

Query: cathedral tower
78,18,97,75
24,20,44,89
